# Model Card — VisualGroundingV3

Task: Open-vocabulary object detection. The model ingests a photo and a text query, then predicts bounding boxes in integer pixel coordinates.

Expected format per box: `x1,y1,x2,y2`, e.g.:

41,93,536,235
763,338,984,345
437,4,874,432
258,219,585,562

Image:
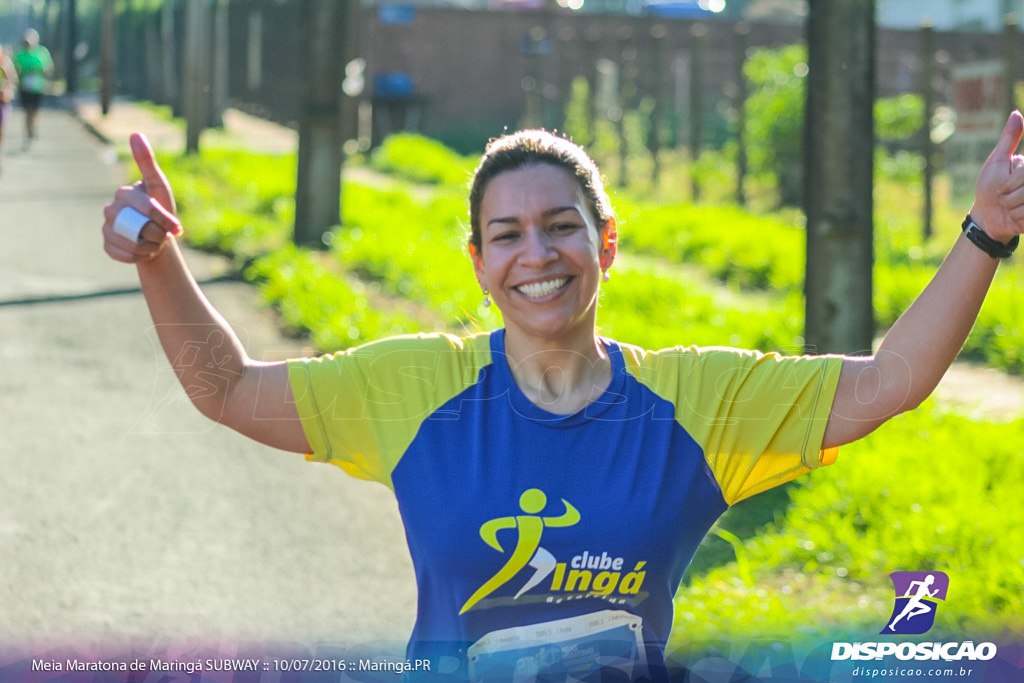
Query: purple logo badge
882,571,949,635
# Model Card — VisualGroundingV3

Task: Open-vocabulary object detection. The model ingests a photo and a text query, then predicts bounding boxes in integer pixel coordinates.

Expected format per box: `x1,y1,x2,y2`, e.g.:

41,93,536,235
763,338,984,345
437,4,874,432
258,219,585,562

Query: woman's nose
518,227,556,265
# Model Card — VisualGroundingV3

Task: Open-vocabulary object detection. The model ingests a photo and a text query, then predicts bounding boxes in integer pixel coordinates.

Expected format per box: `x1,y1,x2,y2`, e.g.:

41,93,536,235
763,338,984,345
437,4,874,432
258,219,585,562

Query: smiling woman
102,119,1024,681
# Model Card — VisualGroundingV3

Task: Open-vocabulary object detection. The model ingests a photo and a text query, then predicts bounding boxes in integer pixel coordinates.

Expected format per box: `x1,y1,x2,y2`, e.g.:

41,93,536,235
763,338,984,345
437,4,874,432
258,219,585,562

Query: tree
803,0,876,355
293,0,350,247
183,0,211,154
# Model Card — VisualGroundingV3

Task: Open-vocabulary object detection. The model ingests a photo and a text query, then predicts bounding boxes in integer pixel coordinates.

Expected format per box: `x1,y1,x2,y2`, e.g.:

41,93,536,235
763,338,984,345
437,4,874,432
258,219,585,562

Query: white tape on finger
113,206,151,243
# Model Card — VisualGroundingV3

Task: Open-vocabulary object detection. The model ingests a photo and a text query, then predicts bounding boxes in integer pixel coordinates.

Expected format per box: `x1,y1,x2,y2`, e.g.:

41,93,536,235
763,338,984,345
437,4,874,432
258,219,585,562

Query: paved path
0,102,416,658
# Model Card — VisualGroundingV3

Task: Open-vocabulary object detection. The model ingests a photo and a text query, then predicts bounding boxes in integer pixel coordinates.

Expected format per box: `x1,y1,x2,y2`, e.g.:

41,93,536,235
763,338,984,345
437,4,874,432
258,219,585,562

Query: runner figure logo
882,571,949,635
460,488,580,614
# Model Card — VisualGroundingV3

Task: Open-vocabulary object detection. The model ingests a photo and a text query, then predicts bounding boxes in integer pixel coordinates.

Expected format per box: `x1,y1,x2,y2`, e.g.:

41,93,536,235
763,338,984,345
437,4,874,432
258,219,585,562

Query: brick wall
217,3,1007,153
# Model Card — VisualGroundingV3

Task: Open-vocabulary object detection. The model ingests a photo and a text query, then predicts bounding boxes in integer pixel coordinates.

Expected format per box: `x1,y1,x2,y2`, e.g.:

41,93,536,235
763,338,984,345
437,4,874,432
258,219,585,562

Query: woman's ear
469,241,486,287
600,219,618,271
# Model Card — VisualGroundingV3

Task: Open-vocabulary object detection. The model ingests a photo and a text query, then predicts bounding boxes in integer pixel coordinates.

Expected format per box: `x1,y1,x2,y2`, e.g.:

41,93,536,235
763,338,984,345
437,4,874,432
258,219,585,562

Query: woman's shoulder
298,330,494,367
612,340,840,387
610,339,760,367
356,330,492,353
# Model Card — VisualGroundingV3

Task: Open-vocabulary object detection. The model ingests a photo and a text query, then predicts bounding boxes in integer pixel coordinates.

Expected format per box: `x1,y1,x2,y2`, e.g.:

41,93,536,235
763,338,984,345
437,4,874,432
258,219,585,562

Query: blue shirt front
288,329,842,680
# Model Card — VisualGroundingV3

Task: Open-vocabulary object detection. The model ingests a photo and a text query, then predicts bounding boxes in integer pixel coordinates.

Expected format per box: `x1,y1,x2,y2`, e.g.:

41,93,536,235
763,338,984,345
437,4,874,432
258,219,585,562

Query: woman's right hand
102,133,183,264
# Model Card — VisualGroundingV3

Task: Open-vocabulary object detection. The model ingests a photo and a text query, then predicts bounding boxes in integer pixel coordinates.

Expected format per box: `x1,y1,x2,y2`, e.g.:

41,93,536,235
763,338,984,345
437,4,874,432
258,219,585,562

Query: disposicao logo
882,571,949,635
831,569,998,664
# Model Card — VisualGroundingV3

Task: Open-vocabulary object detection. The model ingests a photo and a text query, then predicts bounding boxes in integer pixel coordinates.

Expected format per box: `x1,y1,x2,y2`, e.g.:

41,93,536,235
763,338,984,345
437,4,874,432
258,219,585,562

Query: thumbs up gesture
102,133,183,264
971,110,1024,244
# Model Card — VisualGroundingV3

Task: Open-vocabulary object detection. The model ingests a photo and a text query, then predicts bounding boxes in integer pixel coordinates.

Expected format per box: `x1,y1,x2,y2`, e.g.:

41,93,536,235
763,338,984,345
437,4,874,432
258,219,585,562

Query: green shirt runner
14,44,52,94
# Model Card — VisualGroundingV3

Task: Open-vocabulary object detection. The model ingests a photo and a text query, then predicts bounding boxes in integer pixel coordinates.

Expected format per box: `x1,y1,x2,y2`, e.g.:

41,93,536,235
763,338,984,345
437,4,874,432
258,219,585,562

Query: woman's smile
515,276,572,299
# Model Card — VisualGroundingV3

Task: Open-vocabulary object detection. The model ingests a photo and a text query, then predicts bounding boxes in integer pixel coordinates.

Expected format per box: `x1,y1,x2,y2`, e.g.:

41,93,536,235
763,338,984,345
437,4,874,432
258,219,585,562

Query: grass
145,131,1024,647
672,404,1024,646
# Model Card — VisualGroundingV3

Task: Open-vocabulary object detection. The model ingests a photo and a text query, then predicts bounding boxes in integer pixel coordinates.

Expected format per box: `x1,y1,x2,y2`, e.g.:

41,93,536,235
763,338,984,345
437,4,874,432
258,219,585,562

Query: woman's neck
503,327,613,415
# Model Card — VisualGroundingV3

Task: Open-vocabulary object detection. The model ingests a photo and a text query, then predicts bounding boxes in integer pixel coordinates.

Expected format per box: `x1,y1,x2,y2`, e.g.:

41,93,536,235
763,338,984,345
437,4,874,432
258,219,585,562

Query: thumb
130,132,163,185
988,110,1024,163
129,132,175,212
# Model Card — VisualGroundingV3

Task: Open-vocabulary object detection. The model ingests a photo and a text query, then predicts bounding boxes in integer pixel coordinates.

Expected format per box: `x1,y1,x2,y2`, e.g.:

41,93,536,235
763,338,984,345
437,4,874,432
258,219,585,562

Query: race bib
468,610,647,682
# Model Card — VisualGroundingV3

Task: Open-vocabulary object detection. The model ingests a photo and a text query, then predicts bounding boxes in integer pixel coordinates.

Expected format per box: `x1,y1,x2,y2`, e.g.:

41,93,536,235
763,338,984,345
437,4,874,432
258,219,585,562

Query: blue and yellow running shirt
287,329,843,680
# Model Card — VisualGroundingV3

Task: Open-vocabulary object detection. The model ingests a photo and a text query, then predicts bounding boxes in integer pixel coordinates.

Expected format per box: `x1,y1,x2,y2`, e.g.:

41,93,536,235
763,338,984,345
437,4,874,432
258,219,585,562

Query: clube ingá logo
882,570,949,635
458,488,650,614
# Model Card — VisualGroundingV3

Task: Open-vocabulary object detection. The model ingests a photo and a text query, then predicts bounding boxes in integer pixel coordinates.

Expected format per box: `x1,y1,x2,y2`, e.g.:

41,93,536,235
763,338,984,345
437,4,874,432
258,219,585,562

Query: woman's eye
551,223,579,233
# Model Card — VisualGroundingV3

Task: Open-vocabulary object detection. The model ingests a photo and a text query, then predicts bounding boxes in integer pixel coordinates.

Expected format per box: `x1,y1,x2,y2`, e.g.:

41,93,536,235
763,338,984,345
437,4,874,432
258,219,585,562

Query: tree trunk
100,0,114,114
208,0,229,129
64,0,78,95
183,0,210,154
161,0,178,111
803,0,876,355
294,0,349,247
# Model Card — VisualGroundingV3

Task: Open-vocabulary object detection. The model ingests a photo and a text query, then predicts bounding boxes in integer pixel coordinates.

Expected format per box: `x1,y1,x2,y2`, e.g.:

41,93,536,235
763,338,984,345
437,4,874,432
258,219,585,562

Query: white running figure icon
888,574,939,631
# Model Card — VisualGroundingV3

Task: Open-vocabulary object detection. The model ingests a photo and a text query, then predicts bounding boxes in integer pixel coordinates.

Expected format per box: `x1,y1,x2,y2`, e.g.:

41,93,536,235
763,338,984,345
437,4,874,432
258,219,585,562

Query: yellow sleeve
286,332,492,489
623,344,843,505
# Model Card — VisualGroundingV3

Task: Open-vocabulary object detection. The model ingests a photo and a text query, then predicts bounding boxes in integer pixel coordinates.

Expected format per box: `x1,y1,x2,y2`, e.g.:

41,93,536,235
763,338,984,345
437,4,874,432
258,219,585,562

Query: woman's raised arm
823,111,1024,448
102,133,310,453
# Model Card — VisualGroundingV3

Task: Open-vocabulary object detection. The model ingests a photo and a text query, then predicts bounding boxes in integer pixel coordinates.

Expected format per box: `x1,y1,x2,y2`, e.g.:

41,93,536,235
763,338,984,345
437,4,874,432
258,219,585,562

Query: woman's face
472,163,615,345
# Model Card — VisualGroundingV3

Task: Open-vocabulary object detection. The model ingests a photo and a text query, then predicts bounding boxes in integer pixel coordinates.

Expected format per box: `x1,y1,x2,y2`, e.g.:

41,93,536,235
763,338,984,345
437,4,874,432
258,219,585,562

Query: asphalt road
0,108,417,659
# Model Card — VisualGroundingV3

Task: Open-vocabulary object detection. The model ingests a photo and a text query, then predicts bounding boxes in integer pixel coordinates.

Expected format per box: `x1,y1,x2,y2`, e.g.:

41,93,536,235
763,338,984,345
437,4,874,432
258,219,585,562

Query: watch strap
961,215,1019,259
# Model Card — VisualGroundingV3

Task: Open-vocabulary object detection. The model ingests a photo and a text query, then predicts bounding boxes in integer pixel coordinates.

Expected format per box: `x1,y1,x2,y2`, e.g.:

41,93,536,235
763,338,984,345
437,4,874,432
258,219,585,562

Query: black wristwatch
961,214,1019,259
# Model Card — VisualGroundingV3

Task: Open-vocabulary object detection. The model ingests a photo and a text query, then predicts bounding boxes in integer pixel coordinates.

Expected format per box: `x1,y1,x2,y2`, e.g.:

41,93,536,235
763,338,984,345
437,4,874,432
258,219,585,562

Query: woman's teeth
518,278,569,298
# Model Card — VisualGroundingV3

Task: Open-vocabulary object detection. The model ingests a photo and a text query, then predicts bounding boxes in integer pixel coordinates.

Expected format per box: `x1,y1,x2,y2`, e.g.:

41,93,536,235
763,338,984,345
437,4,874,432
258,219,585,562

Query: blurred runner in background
0,44,17,170
13,29,53,147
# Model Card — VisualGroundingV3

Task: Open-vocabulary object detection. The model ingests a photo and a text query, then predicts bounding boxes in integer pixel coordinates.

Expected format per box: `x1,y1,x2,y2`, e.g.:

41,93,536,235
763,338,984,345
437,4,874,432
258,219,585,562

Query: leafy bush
614,200,804,292
335,182,497,330
562,76,594,149
743,44,807,207
155,148,296,260
599,262,804,353
876,93,924,143
246,246,419,350
744,46,925,205
370,133,478,187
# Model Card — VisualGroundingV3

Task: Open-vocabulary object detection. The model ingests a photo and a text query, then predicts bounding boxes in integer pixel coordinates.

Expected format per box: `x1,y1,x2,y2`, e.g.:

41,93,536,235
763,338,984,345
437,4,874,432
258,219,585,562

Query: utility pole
294,0,349,247
804,0,876,355
616,25,634,189
523,26,546,129
557,26,575,135
99,0,114,114
649,23,668,187
584,27,600,146
64,0,77,95
1004,15,1019,115
734,21,750,206
209,0,229,128
183,0,211,154
161,0,179,111
689,23,706,202
921,20,935,240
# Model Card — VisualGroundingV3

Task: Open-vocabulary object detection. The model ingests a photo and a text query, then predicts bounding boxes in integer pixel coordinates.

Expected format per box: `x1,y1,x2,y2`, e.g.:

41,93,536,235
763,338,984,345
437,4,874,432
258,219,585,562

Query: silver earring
482,289,491,307
602,270,610,283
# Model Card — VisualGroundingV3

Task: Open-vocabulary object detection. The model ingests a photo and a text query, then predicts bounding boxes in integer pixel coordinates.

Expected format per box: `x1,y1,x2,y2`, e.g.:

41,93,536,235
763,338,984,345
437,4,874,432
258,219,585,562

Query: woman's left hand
971,110,1024,244
101,134,182,265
